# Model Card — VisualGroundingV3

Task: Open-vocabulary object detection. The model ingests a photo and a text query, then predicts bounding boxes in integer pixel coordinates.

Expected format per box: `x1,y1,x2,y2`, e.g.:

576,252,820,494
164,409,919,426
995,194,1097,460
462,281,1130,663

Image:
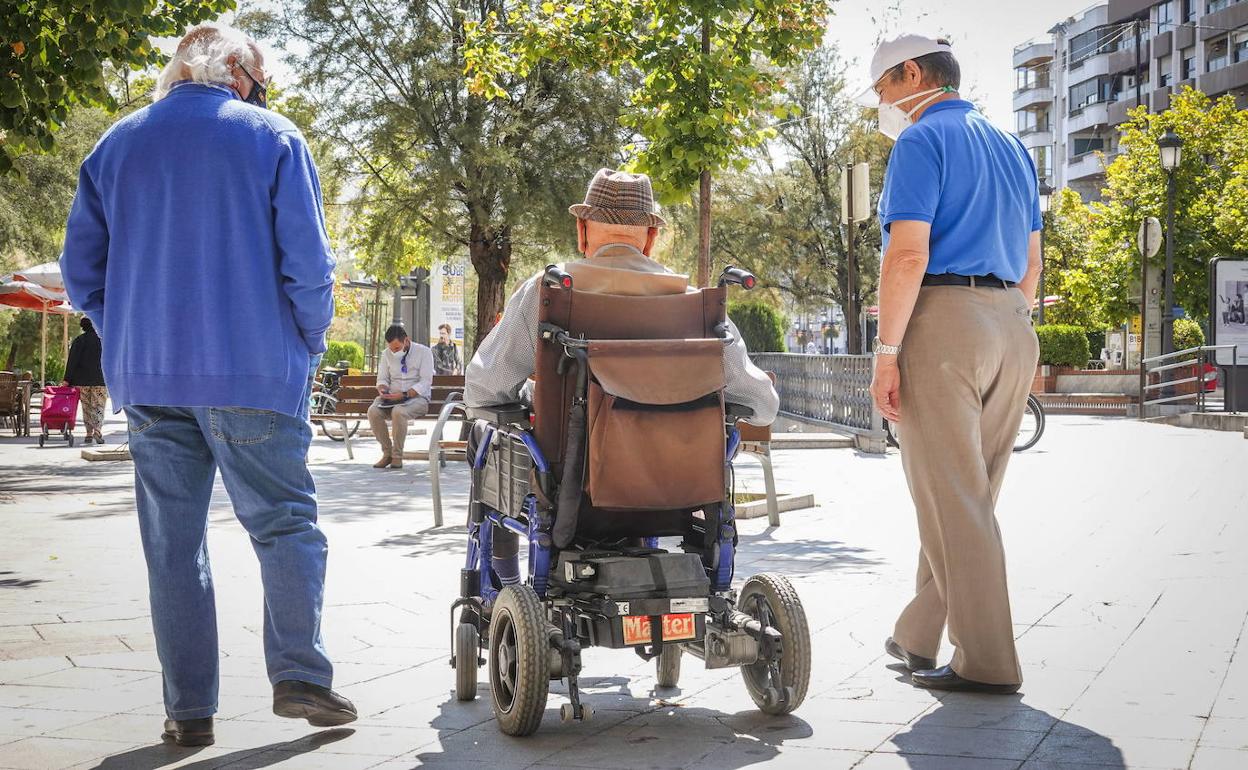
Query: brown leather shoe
390,458,403,469
885,637,937,671
162,716,214,746
273,680,358,726
373,455,392,469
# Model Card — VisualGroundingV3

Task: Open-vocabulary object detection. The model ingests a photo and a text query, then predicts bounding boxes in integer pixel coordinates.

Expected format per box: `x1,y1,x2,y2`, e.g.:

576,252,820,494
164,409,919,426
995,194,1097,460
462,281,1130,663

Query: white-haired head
155,23,263,101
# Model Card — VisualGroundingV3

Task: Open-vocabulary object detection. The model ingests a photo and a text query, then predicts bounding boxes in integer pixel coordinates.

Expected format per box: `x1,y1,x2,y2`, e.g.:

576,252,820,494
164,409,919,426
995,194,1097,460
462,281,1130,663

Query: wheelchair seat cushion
552,551,711,599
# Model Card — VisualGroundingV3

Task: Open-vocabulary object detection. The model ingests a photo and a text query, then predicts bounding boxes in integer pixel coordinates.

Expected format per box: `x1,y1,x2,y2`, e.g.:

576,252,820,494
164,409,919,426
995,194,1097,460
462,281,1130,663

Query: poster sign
429,260,466,372
1211,259,1248,366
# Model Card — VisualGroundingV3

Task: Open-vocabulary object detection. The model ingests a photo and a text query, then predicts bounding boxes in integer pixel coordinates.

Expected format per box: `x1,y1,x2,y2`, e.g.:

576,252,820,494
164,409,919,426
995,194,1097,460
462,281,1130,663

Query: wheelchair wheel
488,585,549,736
738,573,810,715
455,622,480,701
656,643,682,688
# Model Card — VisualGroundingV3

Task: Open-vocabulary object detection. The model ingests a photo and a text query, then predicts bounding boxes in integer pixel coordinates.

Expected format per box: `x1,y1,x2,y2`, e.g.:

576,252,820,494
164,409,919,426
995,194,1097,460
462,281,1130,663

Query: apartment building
1014,0,1248,201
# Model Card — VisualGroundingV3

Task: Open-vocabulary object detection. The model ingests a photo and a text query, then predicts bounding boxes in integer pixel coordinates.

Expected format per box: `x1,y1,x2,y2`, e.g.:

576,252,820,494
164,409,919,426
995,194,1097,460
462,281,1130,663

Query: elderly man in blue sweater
61,24,356,746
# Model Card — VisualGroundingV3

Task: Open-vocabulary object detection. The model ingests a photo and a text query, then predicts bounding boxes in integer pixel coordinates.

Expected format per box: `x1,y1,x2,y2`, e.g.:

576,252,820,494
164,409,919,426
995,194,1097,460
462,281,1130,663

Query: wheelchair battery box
591,607,707,650
479,430,533,516
554,552,710,599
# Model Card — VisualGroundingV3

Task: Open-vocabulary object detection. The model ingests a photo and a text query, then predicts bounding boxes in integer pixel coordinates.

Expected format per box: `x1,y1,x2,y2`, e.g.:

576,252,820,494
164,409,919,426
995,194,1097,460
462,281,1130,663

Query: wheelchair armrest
726,403,755,420
465,403,532,427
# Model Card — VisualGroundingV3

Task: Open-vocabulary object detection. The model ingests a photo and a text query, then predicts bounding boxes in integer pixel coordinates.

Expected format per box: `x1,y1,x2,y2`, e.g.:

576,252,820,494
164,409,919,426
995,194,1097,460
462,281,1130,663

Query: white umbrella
8,260,65,291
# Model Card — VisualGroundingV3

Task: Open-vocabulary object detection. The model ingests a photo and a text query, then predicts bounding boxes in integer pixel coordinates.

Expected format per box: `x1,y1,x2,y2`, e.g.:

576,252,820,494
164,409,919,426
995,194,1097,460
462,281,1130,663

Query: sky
226,0,1103,135
824,0,1102,131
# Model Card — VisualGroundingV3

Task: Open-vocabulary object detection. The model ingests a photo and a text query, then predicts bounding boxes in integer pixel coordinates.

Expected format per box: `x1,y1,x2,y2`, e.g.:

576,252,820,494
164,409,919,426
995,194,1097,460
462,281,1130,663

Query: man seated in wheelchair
455,168,807,736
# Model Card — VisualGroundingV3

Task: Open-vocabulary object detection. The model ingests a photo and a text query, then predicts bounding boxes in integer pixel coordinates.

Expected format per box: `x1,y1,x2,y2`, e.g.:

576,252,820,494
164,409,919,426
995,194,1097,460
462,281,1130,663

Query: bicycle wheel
1013,394,1045,452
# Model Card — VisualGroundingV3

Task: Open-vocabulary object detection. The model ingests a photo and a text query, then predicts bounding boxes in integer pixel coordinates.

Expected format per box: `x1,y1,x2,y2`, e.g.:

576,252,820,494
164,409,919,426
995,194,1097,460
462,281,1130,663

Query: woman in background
62,317,108,444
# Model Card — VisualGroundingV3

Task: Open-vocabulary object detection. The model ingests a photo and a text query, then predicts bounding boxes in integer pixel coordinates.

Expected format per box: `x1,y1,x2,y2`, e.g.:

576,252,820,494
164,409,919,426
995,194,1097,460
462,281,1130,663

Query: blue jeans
125,357,330,719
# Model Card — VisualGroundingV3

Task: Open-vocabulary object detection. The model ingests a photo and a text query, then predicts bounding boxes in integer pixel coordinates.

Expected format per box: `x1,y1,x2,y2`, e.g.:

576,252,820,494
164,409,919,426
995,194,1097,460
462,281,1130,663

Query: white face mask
877,86,952,141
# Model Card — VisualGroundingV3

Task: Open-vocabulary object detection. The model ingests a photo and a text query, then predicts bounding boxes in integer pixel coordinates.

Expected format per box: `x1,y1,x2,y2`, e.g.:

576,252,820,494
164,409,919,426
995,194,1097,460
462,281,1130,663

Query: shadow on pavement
84,727,355,770
892,695,1126,769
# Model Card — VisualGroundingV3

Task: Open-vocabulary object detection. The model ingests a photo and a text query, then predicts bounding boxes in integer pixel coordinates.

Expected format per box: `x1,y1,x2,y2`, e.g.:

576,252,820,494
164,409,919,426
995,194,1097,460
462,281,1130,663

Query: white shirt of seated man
464,174,779,427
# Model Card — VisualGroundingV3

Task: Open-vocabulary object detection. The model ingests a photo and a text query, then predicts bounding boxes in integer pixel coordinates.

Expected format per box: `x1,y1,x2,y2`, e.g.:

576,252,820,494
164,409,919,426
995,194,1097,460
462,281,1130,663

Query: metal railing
750,353,886,443
1140,345,1238,416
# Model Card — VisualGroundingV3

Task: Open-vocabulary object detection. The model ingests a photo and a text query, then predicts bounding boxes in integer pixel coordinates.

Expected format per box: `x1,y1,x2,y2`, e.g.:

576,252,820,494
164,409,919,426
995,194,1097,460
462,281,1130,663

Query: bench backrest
332,373,465,416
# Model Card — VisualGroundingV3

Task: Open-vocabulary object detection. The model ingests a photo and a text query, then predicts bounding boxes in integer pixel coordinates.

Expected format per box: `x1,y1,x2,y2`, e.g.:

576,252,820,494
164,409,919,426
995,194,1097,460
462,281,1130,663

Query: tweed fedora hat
569,168,667,228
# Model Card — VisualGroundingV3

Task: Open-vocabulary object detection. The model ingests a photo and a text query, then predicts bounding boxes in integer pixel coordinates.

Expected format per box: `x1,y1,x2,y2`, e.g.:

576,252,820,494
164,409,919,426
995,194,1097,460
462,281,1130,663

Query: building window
1183,48,1197,80
1071,136,1105,157
1159,54,1174,87
1069,76,1114,113
1182,0,1196,22
1208,37,1230,71
1017,108,1051,135
1157,1,1175,33
1208,0,1244,13
1069,27,1116,65
1235,28,1248,63
1031,146,1054,179
1016,66,1051,92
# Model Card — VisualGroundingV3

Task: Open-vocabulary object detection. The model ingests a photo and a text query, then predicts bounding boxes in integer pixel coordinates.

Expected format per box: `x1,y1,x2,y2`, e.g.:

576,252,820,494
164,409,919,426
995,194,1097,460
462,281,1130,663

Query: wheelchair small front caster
559,703,593,723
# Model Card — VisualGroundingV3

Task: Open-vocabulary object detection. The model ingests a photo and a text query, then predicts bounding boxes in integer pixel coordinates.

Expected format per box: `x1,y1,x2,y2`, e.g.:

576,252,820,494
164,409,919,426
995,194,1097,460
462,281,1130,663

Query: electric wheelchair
450,265,811,736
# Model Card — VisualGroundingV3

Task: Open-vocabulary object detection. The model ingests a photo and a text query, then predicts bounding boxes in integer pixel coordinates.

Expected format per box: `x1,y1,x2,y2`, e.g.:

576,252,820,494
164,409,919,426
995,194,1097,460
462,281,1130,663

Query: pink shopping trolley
39,386,79,447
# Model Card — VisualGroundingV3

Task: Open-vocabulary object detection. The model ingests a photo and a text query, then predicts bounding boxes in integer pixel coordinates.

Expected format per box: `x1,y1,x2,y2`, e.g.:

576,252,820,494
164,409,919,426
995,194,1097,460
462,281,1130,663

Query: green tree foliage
463,0,832,286
1,0,234,174
1172,317,1204,352
727,299,785,352
1036,324,1090,369
1040,188,1110,329
243,1,629,346
1094,88,1248,325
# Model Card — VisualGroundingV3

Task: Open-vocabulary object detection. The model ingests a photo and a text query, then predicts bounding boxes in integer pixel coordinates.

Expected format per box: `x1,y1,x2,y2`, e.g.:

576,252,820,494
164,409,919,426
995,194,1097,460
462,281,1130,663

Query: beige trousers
367,397,430,459
891,285,1039,686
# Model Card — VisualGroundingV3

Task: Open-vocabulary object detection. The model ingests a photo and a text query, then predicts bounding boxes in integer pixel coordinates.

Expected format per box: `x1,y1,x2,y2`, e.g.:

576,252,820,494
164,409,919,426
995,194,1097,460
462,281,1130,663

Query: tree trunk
697,169,712,288
469,223,512,348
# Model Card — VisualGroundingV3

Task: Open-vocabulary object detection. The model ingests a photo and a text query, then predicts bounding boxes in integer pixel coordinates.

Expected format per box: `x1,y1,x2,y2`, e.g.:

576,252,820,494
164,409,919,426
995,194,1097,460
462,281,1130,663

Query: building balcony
1013,86,1055,112
1199,59,1248,99
1014,39,1056,68
1201,2,1248,43
1108,39,1149,75
1018,129,1054,149
1067,100,1111,133
1066,152,1107,181
1108,94,1149,125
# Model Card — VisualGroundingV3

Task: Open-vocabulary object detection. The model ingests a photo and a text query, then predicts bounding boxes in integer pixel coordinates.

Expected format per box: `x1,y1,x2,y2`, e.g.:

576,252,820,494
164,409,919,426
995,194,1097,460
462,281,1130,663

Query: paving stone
0,735,143,770
881,724,1045,761
1195,716,1248,750
1189,745,1248,770
1030,732,1193,768
688,743,867,770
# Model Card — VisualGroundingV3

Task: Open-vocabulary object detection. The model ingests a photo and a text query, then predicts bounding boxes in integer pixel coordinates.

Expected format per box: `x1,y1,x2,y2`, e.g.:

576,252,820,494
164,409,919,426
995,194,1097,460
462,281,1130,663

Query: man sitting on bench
464,167,779,585
369,324,435,469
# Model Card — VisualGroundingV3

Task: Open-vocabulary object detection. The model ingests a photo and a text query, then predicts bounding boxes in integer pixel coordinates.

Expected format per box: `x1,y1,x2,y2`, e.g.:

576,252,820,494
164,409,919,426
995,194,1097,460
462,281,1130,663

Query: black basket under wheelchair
475,430,532,518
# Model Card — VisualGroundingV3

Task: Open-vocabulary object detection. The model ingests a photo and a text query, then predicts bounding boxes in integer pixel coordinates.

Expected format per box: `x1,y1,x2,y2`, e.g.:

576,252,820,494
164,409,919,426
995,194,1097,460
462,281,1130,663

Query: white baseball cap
853,34,953,107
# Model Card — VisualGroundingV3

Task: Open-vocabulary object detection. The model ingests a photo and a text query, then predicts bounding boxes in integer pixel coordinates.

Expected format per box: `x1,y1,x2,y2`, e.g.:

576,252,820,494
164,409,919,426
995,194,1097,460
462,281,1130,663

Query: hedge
727,300,786,353
1036,324,1090,369
325,340,365,370
1172,318,1204,352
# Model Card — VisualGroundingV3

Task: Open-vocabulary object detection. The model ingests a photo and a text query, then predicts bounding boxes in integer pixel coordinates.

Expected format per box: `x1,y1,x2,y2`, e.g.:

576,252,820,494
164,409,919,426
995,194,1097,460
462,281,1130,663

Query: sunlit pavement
1,412,1246,769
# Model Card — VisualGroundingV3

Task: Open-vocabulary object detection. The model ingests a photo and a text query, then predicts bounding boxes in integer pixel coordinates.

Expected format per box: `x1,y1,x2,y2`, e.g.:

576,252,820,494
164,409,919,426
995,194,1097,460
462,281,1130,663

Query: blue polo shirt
878,99,1041,283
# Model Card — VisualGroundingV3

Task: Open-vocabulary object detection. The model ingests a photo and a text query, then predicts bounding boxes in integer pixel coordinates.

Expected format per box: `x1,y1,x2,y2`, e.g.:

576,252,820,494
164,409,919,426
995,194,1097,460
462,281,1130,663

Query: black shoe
885,637,937,671
162,717,214,746
910,665,1021,694
273,680,358,726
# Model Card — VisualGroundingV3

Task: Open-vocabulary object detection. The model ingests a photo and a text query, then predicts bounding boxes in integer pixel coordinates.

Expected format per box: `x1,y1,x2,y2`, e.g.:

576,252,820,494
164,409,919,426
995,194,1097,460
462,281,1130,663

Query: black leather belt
921,273,1016,289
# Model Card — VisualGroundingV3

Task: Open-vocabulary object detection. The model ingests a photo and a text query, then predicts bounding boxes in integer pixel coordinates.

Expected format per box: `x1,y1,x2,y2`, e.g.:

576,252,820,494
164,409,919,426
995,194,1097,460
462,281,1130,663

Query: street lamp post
1158,130,1183,355
1037,179,1054,326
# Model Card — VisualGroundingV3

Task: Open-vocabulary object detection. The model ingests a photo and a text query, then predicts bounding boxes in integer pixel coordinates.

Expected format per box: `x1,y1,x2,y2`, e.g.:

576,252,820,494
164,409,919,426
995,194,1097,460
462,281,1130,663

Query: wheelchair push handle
718,266,757,290
544,265,574,290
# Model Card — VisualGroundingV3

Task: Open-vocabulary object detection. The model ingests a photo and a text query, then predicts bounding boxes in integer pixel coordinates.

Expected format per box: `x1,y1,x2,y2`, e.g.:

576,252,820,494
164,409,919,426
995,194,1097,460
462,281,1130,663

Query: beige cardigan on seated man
464,243,779,426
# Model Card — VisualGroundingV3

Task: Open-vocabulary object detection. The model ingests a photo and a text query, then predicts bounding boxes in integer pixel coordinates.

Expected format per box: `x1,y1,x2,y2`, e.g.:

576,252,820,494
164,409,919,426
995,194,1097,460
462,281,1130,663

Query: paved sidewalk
1,412,1246,769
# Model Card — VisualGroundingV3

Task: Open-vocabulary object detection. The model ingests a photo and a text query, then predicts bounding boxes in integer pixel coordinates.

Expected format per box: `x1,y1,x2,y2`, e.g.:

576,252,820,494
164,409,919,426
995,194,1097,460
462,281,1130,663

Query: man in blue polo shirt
862,35,1042,694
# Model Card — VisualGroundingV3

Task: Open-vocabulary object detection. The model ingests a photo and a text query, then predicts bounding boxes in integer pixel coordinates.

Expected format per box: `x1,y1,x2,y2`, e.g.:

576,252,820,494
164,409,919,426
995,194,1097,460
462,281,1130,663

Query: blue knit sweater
61,83,335,417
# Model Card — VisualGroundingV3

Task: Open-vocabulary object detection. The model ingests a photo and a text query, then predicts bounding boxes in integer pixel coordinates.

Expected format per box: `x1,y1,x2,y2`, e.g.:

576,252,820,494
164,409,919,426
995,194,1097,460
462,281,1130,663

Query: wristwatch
872,337,902,355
